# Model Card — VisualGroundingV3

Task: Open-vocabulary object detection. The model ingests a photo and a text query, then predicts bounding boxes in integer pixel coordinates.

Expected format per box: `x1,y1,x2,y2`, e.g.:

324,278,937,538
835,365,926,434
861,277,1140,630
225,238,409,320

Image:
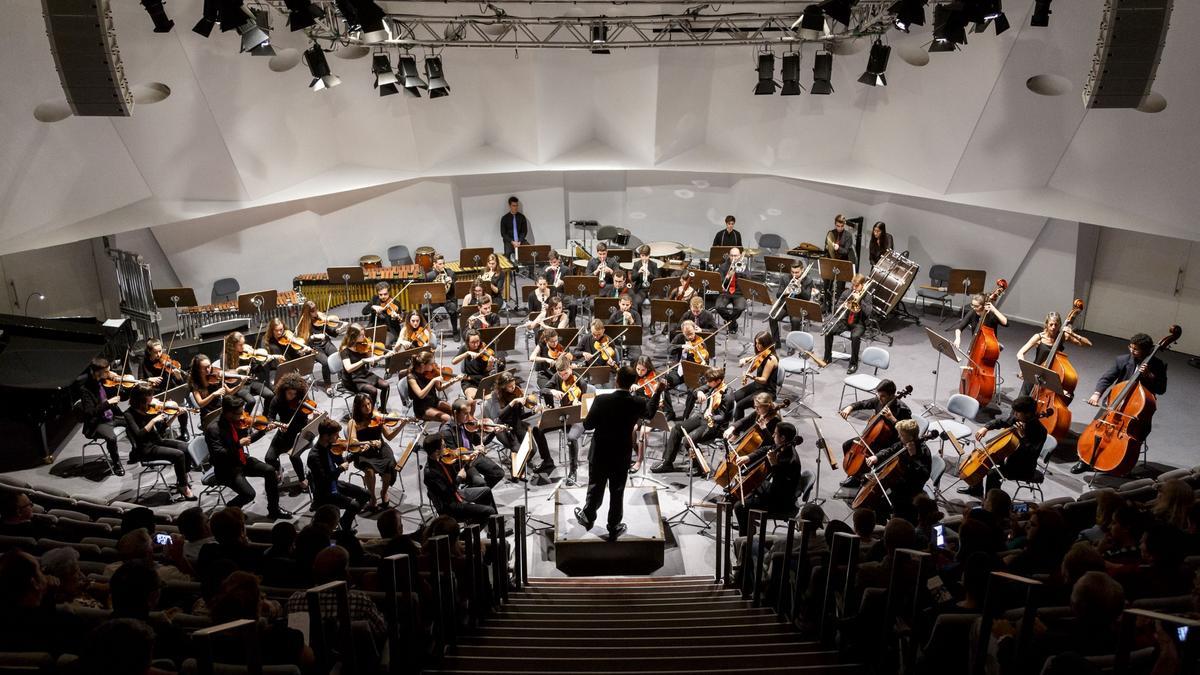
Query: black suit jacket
205,418,266,478
1095,353,1167,397
631,259,658,290
713,229,742,247
306,443,346,502
500,212,529,243
79,378,123,435
582,389,654,475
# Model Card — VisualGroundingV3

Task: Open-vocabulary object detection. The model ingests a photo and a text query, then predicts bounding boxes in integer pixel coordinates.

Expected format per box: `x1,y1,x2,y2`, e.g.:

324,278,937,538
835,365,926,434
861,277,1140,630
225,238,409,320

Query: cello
842,385,914,478
959,279,1008,408
957,409,1052,487
851,430,940,510
712,398,791,487
1031,300,1085,439
1076,326,1181,476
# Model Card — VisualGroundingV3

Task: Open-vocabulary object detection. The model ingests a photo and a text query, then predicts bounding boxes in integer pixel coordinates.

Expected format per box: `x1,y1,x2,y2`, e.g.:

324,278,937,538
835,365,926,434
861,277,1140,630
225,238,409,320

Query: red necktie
729,271,737,294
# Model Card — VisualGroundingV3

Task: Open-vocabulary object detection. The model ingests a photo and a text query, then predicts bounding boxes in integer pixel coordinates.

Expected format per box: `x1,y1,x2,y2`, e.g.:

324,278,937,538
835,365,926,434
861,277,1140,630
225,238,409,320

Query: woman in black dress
868,221,894,268
406,350,455,424
338,323,391,412
347,393,408,512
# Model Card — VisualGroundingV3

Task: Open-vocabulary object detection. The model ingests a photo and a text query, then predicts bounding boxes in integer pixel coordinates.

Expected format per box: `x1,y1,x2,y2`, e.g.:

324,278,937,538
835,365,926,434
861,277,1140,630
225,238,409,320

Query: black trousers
734,492,771,533
88,417,127,467
661,373,698,421
266,437,307,482
349,375,391,411
823,320,866,365
715,293,746,328
134,439,191,489
467,455,505,489
663,415,718,466
582,469,627,531
430,301,460,337
732,381,775,419
315,482,369,531
223,457,281,512
443,486,497,524
497,427,553,467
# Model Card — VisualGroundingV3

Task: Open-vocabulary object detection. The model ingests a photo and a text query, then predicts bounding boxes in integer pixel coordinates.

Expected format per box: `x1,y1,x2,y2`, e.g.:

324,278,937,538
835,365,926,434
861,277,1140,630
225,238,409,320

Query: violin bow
578,327,630,371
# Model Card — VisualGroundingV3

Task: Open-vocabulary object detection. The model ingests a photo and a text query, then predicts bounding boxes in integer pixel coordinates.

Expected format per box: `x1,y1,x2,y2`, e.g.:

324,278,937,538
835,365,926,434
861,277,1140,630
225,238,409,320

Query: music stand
327,266,365,307
629,411,672,490
666,427,714,533
517,244,552,309
409,282,447,328
948,269,986,316
681,359,711,389
763,255,800,278
386,346,429,378
593,297,621,321
562,275,600,320
453,280,475,302
578,365,614,388
818,257,854,295
697,330,718,365
478,369,510,400
364,324,387,345
161,383,191,407
275,354,317,382
690,269,724,301
649,276,677,299
458,247,494,269
923,327,964,416
607,248,634,264
738,278,773,337
236,290,278,316
537,404,583,490
605,323,642,350
395,426,435,524
291,412,326,457
650,299,688,338
1018,360,1064,400
787,298,823,331
479,325,516,354
708,246,736,267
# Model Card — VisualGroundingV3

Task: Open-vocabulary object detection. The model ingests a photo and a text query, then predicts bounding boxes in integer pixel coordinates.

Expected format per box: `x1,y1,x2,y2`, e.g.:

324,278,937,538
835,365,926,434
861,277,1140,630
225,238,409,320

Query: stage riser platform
553,486,666,575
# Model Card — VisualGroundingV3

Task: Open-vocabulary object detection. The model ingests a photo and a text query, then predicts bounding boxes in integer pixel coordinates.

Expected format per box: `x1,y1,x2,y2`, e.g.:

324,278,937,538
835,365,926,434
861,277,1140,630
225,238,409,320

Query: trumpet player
585,242,615,290
822,273,872,375
631,244,658,319
768,260,818,343
716,247,747,334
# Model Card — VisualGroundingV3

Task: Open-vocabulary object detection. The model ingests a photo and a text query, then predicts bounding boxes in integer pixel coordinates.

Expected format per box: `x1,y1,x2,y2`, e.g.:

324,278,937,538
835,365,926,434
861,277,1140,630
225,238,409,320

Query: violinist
395,311,435,352
732,331,779,418
363,281,403,344
265,372,313,491
437,399,505,489
222,331,276,410
481,371,554,474
573,318,618,371
713,214,742,247
406,350,454,423
204,395,289,519
584,242,615,290
607,294,642,327
668,272,697,303
452,329,503,400
425,255,461,340
1016,311,1092,398
266,317,313,365
79,357,128,475
530,328,567,389
838,379,912,489
961,396,1046,497
306,418,369,532
723,392,782,452
823,214,853,309
822,273,873,375
768,261,818,344
661,319,708,421
297,301,340,386
542,356,594,485
715,247,747,334
631,245,658,317
953,292,1009,350
423,435,497,525
630,355,666,473
337,323,391,412
653,367,730,473
347,393,406,512
140,338,191,439
465,294,500,331
188,354,244,416
730,422,803,532
125,385,194,501
863,418,929,523
1072,333,1168,474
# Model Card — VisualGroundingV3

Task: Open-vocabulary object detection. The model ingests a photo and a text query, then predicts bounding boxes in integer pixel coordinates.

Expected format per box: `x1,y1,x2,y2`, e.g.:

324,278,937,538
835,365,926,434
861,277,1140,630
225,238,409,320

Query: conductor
574,366,655,540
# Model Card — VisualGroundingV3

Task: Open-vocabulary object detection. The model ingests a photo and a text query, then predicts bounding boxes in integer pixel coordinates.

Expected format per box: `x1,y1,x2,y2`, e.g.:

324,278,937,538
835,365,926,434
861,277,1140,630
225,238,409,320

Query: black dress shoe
574,507,594,530
650,462,673,474
840,476,861,489
957,486,982,497
607,523,627,541
112,464,126,477
1069,462,1089,475
267,508,295,520
566,471,578,485
533,462,556,474
847,363,859,375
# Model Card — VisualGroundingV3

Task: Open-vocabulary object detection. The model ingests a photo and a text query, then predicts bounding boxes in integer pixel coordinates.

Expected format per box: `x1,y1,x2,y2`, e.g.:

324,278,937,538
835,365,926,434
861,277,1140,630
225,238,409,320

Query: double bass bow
1031,299,1085,439
840,384,913,478
959,279,1008,407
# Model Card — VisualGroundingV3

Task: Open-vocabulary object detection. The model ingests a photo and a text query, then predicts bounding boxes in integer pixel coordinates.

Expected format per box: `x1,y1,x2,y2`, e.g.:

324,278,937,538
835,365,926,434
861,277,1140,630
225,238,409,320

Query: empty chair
929,394,979,456
778,331,820,400
387,245,413,266
756,233,785,255
186,437,229,511
595,225,620,243
839,346,890,407
915,264,952,319
211,278,241,304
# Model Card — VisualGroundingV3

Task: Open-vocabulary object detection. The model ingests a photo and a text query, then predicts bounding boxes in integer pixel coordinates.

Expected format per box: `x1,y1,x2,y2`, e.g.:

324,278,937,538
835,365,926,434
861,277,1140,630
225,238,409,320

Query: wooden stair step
483,614,776,627
500,600,755,613
498,607,774,620
435,652,843,672
471,622,794,638
457,632,813,649
513,590,740,601
524,576,714,585
448,642,830,659
424,662,863,675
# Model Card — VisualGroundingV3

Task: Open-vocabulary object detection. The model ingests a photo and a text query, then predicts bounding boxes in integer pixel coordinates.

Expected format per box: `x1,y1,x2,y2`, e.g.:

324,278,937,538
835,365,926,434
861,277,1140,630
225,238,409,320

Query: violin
1032,299,1085,439
842,385,914,478
313,312,343,329
593,336,616,364
462,416,510,434
239,345,284,364
560,374,583,403
330,437,371,456
235,411,286,432
408,326,431,348
371,295,401,320
366,411,418,429
151,353,182,374
439,446,483,468
684,334,709,364
959,410,1053,487
207,368,250,388
703,381,728,428
635,370,660,397
507,385,540,410
103,373,147,390
350,338,391,358
851,429,941,510
741,346,774,384
277,330,310,353
298,398,319,415
147,399,199,416
959,279,1008,407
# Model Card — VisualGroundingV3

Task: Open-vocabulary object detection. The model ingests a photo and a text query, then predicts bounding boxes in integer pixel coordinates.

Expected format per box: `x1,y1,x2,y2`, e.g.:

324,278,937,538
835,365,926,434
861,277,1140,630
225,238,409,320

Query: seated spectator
285,545,387,645
951,551,997,613
40,547,104,609
293,524,332,587
79,618,162,675
0,550,86,654
368,508,421,560
1099,505,1145,564
103,528,190,582
912,494,944,551
1152,479,1193,531
176,506,215,567
312,503,373,566
194,558,238,617
857,518,917,590
852,508,880,558
0,491,36,538
1005,507,1070,577
119,506,158,538
197,507,262,576
1111,521,1193,600
1058,541,1106,602
1063,571,1126,655
209,570,314,669
109,559,189,666
261,521,304,589
1078,490,1125,545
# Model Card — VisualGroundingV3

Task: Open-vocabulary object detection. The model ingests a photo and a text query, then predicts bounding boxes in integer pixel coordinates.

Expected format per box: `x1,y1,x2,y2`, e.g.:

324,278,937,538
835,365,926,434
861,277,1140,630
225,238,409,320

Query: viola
298,398,319,415
959,279,1008,407
147,399,199,416
741,346,775,384
560,374,582,403
546,343,565,361
703,381,728,428
330,437,371,456
439,446,483,468
366,411,418,429
314,312,343,329
958,409,1053,487
462,417,510,434
209,368,250,387
842,385,914,478
1032,299,1085,439
408,326,431,348
851,430,941,510
1076,326,1181,476
103,373,146,390
151,353,182,374
235,411,285,432
593,336,616,364
371,296,401,319
684,334,709,364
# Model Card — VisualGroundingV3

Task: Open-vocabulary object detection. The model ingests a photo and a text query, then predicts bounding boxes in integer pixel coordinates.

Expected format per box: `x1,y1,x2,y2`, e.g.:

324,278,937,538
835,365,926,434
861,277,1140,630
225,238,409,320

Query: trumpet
595,260,612,281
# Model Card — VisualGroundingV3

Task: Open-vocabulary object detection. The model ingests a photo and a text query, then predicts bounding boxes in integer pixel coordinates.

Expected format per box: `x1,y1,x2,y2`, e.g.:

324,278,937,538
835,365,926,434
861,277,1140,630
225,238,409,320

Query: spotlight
305,44,341,90
930,3,967,52
1031,0,1052,27
355,1,390,43
857,40,890,86
754,53,776,95
140,0,174,32
193,0,217,36
334,0,360,31
811,52,833,95
284,0,322,32
398,55,427,97
793,6,828,40
818,0,857,27
239,9,274,55
968,0,1009,35
889,0,926,32
591,23,610,54
372,53,399,96
425,57,450,98
780,53,802,95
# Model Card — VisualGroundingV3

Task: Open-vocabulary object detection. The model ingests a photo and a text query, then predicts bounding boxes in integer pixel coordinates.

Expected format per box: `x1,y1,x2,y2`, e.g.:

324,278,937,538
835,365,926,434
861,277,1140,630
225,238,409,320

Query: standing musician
669,271,697,303
423,436,498,525
482,371,555,475
822,273,873,375
452,329,504,401
953,293,1009,351
465,294,500,331
125,385,194,501
730,422,804,532
266,372,313,491
204,395,289,518
306,418,370,532
139,338,190,439
395,311,435,351
713,214,743,247
542,356,595,485
585,242,615,291
500,195,529,260
265,317,314,363
837,379,912,489
337,323,391,412
363,281,403,345
479,253,506,310
732,332,779,419
863,418,930,523
630,355,666,473
346,393,407,512
715,247,747,334
425,255,461,341
437,399,506,489
823,214,854,310
661,319,710,421
573,318,619,371
296,300,340,387
631,245,658,318
867,221,893,268
223,331,277,409
769,260,819,344
1071,332,1168,474
607,294,642,327
1016,311,1092,398
189,354,243,417
653,366,730,473
723,392,782,453
79,358,128,475
406,350,456,424
528,277,553,315
961,395,1046,497
525,296,571,332
530,328,569,389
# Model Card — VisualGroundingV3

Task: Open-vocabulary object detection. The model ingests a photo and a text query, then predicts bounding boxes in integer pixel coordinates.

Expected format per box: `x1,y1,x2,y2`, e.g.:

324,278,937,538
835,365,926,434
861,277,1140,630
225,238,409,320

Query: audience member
0,550,85,654
285,545,387,644
0,492,36,537
108,559,188,666
79,619,160,675
1152,479,1193,531
1078,490,1125,545
103,528,190,582
261,521,303,588
40,547,104,608
196,507,261,576
209,570,314,669
176,506,214,567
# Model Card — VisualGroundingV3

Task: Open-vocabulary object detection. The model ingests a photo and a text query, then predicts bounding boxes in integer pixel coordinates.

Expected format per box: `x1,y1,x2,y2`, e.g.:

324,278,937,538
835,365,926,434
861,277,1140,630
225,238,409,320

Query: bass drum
868,250,919,316
415,246,436,273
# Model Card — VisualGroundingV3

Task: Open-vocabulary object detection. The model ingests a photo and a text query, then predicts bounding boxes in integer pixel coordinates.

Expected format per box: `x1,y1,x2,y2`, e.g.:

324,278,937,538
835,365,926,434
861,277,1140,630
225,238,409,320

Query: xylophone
177,290,304,340
293,265,424,311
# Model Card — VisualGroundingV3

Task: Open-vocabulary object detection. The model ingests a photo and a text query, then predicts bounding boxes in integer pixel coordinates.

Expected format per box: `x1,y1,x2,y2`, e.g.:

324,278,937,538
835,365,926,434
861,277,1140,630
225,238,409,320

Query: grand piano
0,314,131,471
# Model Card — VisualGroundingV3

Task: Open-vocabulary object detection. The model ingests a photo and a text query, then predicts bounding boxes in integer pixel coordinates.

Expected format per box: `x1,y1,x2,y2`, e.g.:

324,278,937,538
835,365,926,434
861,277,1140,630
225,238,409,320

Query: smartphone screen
154,533,172,546
1178,626,1190,642
934,524,946,548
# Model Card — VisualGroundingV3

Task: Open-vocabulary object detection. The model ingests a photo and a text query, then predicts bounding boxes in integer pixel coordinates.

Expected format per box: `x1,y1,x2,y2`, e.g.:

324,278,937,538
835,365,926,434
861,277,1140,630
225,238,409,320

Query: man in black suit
306,417,369,531
629,245,658,317
713,215,742,247
500,196,529,260
205,395,291,520
1072,332,1168,473
575,366,655,540
715,247,747,333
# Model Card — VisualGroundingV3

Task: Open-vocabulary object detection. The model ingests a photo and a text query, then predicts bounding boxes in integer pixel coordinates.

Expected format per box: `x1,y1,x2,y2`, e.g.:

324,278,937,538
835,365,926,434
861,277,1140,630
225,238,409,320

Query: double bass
959,279,1008,408
1076,326,1181,476
842,385,914,478
957,409,1052,487
1031,300,1085,439
851,430,940,510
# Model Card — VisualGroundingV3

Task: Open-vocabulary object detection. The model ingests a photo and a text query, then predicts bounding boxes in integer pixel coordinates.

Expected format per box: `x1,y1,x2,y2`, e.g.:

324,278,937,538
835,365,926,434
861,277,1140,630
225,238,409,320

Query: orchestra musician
1071,332,1168,474
395,311,435,351
452,329,503,401
423,436,498,525
668,271,697,303
868,221,893,267
296,300,340,387
607,294,641,327
585,242,615,291
204,395,289,518
189,354,242,417
266,317,313,363
437,399,505,489
1016,311,1093,398
465,294,500,331
406,350,455,424
713,214,742,247
481,371,555,475
530,328,569,389
661,319,709,421
527,277,553,315
823,214,854,310
768,260,819,344
363,281,403,344
542,251,567,293
630,355,666,473
838,379,912,489
601,268,630,300
222,331,276,409
525,296,571,332
961,396,1047,497
863,418,930,523
139,338,190,439
463,282,489,311
479,252,506,309
347,393,408,512
732,332,779,419
730,422,804,532
337,323,390,412
542,356,595,484
306,418,370,532
715,247,747,334
265,372,313,491
953,292,1009,350
500,195,529,260
653,366,730,474
671,295,718,340
822,273,873,375
125,385,194,501
723,392,782,450
425,255,461,341
573,318,619,371
631,245,658,317
79,358,128,475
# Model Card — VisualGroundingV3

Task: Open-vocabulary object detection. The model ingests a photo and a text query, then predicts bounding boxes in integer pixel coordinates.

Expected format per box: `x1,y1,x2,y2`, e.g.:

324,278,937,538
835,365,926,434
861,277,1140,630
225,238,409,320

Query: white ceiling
1,0,1198,255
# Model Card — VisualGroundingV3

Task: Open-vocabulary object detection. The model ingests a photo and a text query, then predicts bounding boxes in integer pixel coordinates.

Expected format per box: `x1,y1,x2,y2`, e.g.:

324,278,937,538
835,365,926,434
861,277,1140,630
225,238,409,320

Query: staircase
427,575,861,674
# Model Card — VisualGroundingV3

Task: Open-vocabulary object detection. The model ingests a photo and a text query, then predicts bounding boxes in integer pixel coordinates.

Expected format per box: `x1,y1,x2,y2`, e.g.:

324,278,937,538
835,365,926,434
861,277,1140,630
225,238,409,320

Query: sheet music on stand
292,411,327,456
1018,359,1064,399
923,326,965,415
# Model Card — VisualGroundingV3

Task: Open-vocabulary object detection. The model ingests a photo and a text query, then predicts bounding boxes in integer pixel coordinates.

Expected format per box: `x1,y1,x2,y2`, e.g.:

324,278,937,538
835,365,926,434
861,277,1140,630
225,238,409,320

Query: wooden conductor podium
553,486,666,576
